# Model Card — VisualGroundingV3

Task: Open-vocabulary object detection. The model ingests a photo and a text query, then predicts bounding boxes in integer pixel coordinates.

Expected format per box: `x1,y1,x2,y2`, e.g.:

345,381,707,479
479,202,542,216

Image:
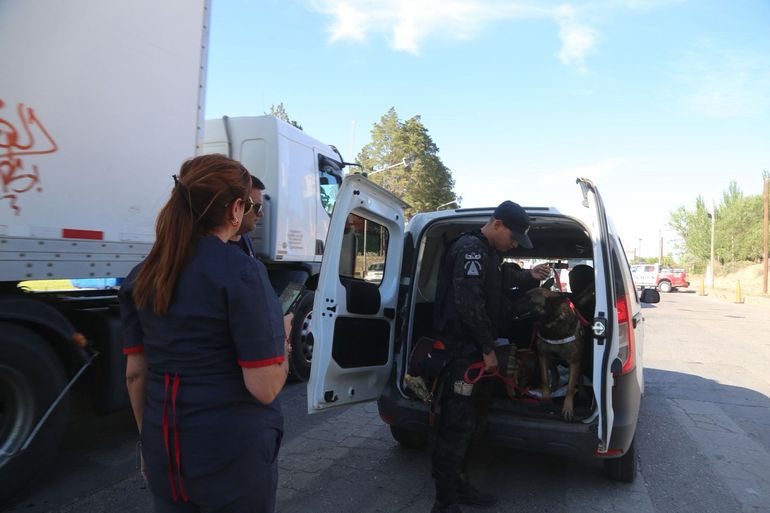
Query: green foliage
268,102,303,131
669,180,766,265
357,107,457,218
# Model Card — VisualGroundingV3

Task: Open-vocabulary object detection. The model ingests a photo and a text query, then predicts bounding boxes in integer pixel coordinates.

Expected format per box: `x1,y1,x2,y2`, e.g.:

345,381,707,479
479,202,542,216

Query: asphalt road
5,291,770,513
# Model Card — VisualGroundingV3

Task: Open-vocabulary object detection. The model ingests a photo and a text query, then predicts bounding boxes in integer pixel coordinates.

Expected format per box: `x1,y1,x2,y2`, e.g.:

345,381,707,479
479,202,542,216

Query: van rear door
577,178,618,452
307,175,408,413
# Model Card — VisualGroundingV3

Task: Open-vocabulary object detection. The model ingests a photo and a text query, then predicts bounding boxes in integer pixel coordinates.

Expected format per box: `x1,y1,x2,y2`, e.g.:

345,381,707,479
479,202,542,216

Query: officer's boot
457,473,498,508
431,478,463,513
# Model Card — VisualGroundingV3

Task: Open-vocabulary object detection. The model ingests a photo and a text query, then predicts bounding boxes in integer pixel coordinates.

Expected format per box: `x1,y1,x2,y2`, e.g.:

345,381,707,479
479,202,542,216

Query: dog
512,287,588,421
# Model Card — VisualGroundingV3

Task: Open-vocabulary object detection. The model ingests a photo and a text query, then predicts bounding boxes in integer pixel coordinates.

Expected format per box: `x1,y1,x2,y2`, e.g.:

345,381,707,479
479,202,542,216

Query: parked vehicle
0,0,345,502
630,263,689,292
0,1,210,502
364,262,385,282
307,176,660,483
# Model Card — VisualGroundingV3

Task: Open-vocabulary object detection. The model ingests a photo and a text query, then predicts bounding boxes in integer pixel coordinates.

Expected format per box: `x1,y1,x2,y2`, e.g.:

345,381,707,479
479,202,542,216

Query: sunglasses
247,198,264,216
227,196,262,216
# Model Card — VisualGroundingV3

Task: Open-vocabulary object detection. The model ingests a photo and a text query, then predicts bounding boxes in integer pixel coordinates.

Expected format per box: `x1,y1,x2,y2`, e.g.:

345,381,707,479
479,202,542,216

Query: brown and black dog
512,287,588,421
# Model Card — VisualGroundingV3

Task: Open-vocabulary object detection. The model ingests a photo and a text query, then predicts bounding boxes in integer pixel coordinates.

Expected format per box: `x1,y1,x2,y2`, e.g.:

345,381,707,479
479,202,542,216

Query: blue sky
205,0,770,258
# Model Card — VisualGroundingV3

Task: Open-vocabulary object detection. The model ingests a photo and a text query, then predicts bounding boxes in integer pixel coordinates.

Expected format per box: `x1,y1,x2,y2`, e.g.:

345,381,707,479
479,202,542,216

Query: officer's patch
464,255,482,277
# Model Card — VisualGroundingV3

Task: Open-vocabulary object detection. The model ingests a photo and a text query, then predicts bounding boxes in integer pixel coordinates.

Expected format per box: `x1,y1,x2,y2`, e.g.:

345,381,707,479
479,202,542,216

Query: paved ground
5,291,770,513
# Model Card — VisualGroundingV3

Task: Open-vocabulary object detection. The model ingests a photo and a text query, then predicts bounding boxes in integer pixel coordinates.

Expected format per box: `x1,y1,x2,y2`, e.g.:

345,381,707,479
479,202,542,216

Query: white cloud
307,0,595,68
554,4,597,72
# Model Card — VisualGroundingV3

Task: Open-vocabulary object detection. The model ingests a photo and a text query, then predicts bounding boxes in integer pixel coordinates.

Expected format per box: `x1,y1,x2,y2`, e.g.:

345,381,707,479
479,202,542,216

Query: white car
307,175,660,483
364,262,384,282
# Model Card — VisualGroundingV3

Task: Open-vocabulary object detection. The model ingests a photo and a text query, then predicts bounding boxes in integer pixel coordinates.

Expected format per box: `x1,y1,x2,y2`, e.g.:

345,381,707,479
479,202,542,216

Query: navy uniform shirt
119,235,284,498
434,230,537,356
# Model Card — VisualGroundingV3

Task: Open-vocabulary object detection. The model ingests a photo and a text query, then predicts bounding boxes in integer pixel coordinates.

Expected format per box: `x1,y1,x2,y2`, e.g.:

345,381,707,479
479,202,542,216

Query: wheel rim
0,365,36,469
299,310,313,365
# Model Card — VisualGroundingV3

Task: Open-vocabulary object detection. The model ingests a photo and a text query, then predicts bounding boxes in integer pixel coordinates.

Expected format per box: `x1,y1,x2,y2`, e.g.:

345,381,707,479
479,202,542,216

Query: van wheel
604,439,636,483
289,291,315,382
658,280,672,293
389,426,428,448
0,323,69,505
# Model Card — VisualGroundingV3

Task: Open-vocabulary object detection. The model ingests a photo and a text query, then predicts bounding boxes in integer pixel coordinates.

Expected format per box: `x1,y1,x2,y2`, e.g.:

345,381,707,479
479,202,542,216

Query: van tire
657,280,672,293
0,323,69,506
604,438,636,483
289,291,315,382
389,426,428,448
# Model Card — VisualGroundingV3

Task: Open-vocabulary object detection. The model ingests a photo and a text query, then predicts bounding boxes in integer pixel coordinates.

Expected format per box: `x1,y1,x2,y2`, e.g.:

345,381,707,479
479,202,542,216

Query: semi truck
0,0,345,502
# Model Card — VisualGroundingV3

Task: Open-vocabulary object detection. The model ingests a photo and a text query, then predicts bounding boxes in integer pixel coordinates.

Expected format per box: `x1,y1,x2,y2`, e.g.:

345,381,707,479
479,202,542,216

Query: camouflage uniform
431,230,537,511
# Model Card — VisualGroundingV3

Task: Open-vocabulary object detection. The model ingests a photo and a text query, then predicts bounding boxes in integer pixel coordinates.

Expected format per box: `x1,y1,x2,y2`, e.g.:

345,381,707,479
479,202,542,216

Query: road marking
669,398,770,513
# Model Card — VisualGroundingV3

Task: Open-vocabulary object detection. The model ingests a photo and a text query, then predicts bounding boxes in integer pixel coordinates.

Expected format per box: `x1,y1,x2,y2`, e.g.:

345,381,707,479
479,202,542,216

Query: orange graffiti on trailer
0,99,58,215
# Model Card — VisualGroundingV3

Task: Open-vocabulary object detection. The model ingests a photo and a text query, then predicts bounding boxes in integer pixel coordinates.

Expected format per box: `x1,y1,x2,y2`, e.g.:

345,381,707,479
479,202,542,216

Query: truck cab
306,175,660,482
199,116,346,380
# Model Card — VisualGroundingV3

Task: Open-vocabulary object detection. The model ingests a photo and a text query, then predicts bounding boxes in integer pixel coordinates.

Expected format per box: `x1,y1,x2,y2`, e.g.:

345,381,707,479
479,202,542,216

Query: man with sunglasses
229,175,265,258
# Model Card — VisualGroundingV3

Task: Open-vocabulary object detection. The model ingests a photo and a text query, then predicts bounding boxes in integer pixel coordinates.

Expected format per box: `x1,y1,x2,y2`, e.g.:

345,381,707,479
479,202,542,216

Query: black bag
408,336,451,379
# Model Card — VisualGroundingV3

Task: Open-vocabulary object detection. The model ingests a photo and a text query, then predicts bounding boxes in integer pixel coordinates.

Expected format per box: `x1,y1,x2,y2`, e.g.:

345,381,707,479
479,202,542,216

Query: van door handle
632,313,642,328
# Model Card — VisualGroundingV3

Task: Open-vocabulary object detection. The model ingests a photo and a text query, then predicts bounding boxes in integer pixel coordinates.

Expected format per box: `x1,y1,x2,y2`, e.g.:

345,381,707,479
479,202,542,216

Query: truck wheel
658,280,672,293
0,323,69,505
604,438,636,483
289,291,315,382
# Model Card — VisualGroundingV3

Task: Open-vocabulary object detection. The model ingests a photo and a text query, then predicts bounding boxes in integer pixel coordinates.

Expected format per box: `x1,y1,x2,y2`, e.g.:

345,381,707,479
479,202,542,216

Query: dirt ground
689,262,770,308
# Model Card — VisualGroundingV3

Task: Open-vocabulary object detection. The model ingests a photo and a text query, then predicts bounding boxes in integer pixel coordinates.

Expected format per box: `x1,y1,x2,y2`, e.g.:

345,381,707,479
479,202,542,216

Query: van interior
402,213,598,421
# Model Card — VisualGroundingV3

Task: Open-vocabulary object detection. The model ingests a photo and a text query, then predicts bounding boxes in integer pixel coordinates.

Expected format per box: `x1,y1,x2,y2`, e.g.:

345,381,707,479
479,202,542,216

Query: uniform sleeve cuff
238,355,285,368
122,345,144,355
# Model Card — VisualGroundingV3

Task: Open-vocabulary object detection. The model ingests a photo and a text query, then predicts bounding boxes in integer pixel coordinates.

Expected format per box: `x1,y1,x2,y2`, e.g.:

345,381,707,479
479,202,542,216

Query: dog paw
562,398,575,421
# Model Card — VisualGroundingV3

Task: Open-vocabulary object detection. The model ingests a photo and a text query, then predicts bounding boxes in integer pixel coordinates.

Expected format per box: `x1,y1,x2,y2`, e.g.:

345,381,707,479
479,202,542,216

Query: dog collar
537,333,577,345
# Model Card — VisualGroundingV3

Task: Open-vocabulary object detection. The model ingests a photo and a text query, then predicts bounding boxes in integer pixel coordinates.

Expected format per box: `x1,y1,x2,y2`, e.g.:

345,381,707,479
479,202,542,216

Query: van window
339,212,389,285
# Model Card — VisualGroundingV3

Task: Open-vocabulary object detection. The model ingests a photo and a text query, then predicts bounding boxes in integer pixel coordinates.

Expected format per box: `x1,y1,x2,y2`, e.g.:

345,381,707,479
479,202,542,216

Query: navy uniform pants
431,356,493,505
146,426,281,513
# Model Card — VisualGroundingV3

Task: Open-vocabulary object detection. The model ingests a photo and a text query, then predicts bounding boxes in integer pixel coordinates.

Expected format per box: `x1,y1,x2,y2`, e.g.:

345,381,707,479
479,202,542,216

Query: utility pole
762,171,770,294
658,229,664,265
708,201,716,288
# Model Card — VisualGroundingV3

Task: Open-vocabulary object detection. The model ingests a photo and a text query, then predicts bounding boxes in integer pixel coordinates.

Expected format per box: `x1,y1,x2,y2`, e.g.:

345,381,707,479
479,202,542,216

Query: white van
306,175,660,482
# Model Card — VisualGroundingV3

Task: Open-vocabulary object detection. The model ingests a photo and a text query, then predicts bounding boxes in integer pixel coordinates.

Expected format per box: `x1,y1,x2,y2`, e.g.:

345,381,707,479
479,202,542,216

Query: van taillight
615,295,635,375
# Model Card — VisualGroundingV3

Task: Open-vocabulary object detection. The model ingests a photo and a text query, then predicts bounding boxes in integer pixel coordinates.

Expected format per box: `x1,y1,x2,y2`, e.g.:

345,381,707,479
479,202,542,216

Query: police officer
431,201,550,513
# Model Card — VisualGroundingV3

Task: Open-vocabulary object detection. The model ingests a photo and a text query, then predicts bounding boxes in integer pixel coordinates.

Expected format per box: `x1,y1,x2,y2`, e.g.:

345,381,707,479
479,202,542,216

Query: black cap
493,201,533,249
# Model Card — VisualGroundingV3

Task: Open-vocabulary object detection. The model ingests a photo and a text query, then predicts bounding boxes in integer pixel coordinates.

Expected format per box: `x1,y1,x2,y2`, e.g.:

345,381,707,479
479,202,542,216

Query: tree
669,195,711,263
357,107,457,218
715,182,764,262
669,180,766,268
268,102,303,131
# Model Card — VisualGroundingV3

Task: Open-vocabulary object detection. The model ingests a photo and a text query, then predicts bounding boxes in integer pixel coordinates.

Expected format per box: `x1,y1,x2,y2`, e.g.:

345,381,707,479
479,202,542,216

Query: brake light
615,295,635,375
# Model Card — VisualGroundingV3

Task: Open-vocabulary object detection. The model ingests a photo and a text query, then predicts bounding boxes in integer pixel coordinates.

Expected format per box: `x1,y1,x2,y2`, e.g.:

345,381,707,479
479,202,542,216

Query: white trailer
0,0,210,503
200,116,346,380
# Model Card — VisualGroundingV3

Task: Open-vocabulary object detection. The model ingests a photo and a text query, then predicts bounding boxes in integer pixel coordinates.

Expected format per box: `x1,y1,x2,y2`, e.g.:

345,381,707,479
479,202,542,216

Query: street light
367,154,415,176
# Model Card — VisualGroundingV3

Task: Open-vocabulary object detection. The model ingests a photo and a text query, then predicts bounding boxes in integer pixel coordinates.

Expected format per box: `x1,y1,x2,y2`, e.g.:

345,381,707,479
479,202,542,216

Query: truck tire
289,291,315,382
0,323,69,505
658,280,672,293
389,426,428,448
604,438,636,483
